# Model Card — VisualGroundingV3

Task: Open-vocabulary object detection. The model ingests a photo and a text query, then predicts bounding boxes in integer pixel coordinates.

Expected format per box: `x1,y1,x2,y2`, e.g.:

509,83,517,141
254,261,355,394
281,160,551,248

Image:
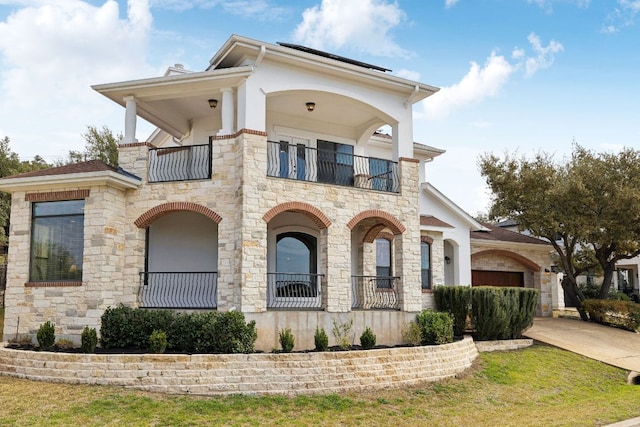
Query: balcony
267,272,324,309
267,141,399,193
148,143,212,183
138,272,218,309
351,275,400,310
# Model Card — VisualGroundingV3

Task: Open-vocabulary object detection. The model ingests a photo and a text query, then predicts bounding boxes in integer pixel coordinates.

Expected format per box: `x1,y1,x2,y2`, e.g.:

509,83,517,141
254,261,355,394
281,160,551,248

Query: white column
123,96,138,144
218,87,235,136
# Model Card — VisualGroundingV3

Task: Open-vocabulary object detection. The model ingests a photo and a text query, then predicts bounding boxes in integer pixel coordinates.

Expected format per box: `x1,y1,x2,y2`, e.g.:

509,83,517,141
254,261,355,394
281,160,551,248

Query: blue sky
1,0,639,215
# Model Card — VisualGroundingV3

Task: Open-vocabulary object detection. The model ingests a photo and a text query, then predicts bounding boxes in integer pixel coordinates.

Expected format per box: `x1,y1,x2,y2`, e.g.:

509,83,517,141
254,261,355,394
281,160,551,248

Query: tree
65,125,121,167
479,145,640,318
0,136,50,247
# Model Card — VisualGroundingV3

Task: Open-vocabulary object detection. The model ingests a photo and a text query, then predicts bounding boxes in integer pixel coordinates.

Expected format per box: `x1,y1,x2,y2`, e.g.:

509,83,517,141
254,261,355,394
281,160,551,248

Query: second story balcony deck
266,140,400,193
148,143,212,183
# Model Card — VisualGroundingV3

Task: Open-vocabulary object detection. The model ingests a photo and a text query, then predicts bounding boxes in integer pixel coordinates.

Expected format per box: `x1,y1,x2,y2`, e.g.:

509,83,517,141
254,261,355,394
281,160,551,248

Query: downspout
255,45,266,68
404,85,420,108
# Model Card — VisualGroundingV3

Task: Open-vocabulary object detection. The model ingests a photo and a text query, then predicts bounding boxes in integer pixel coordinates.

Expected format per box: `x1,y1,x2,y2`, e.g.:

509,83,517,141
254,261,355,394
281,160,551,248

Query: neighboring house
0,35,553,350
471,223,555,316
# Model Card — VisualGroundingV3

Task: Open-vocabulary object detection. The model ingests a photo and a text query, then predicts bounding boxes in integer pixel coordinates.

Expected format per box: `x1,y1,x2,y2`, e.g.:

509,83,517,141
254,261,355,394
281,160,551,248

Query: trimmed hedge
100,305,257,353
434,285,471,336
582,299,640,332
415,310,453,345
434,285,538,341
471,286,538,341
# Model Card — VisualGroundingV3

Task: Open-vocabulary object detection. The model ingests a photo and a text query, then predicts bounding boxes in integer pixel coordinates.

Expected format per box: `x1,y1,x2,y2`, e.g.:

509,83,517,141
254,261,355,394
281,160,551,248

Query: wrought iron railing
139,272,217,309
351,275,400,309
267,272,323,309
148,143,212,182
266,141,399,193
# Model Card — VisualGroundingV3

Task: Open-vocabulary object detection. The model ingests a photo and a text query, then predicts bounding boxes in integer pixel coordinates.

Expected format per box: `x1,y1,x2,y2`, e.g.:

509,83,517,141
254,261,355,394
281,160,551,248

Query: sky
1,0,639,216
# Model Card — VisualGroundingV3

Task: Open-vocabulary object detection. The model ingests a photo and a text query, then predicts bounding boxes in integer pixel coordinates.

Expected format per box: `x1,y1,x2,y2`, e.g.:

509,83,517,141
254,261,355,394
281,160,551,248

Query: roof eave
422,182,488,231
0,170,141,193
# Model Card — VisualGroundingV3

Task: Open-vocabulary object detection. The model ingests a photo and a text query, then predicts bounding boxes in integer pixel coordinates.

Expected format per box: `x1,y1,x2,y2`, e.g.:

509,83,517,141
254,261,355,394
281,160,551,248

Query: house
470,223,555,316
0,35,553,350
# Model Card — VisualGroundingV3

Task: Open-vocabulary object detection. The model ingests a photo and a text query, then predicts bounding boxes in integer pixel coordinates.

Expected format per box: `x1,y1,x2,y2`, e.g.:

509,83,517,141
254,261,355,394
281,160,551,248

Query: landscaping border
0,336,478,396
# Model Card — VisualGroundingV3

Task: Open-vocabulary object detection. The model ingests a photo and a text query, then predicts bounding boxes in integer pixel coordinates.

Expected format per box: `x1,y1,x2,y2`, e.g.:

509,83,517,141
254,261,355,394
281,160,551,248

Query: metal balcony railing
267,141,399,193
351,275,400,310
148,143,212,182
267,272,324,309
139,272,218,309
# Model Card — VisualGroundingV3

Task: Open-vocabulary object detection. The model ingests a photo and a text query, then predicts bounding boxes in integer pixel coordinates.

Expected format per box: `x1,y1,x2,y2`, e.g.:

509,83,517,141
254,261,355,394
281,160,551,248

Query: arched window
276,232,317,273
421,241,432,290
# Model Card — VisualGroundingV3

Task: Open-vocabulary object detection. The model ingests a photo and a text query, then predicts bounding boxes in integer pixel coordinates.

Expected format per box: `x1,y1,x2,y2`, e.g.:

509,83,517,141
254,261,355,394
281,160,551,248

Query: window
376,238,392,288
275,232,318,298
369,158,394,191
317,140,354,186
421,241,431,290
30,200,84,282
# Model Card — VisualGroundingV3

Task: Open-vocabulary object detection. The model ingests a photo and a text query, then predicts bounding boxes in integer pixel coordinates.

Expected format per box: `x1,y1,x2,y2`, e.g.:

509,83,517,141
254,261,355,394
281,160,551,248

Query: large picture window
30,200,84,282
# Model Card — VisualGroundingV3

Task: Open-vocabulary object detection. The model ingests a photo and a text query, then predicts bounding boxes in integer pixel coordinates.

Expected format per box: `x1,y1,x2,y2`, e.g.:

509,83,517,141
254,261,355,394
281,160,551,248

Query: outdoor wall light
306,102,316,112
208,99,218,109
445,256,451,264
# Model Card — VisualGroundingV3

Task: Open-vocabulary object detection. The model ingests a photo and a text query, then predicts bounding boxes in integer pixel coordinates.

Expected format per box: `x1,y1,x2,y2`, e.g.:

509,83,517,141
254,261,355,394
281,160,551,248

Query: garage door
472,270,524,287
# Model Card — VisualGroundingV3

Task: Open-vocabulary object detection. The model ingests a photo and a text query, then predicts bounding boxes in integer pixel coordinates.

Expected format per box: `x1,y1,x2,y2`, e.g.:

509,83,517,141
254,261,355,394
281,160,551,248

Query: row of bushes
435,286,539,340
582,299,640,332
100,305,257,354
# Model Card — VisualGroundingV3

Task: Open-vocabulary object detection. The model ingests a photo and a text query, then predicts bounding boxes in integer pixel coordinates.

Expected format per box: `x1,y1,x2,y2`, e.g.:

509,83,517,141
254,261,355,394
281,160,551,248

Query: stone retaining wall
0,337,478,396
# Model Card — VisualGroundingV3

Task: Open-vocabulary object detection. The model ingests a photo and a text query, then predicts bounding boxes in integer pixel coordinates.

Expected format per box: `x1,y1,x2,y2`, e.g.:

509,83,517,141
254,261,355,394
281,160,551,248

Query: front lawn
1,344,638,426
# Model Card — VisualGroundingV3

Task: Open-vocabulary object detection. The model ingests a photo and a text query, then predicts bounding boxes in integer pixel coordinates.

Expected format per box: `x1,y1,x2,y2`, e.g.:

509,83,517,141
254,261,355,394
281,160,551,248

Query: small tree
64,125,121,167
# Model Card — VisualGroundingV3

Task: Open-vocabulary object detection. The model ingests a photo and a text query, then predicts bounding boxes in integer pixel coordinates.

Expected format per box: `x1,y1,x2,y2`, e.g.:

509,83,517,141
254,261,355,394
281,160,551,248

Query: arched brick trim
262,202,332,229
376,231,395,242
347,210,406,235
471,249,541,271
134,202,222,228
421,235,434,244
363,224,387,243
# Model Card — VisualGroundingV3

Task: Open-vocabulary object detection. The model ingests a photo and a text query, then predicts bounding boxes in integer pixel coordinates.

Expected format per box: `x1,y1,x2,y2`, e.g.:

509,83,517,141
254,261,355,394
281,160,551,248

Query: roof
0,160,141,192
420,215,454,228
471,223,549,245
2,160,118,180
421,182,488,232
277,42,391,72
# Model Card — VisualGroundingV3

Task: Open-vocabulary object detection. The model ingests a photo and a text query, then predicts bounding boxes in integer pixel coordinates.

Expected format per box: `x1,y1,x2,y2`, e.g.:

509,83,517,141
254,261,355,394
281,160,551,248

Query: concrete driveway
524,317,640,372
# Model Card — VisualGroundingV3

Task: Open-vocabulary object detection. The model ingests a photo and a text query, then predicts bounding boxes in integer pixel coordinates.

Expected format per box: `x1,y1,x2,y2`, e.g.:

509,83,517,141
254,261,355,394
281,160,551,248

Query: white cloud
395,68,420,81
523,32,564,77
602,0,640,33
150,0,288,19
445,0,459,8
527,0,591,13
293,0,412,58
422,33,563,119
0,0,156,159
423,52,514,120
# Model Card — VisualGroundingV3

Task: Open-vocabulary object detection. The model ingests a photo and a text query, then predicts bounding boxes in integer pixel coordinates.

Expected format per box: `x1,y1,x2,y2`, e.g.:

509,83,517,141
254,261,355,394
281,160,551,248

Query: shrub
401,321,422,346
434,285,472,336
332,318,353,351
582,299,640,332
81,326,98,353
149,330,167,353
99,306,257,354
36,321,56,351
415,310,453,345
314,327,329,351
471,287,539,340
359,326,376,350
279,328,295,353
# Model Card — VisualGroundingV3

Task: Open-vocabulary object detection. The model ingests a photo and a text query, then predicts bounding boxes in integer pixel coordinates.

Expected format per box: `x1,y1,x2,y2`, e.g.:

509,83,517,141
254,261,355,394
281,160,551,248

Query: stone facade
2,131,426,350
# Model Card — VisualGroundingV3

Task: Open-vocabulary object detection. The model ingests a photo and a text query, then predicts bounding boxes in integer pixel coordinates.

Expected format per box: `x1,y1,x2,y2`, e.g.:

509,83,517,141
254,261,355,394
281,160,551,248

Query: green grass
1,344,639,426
